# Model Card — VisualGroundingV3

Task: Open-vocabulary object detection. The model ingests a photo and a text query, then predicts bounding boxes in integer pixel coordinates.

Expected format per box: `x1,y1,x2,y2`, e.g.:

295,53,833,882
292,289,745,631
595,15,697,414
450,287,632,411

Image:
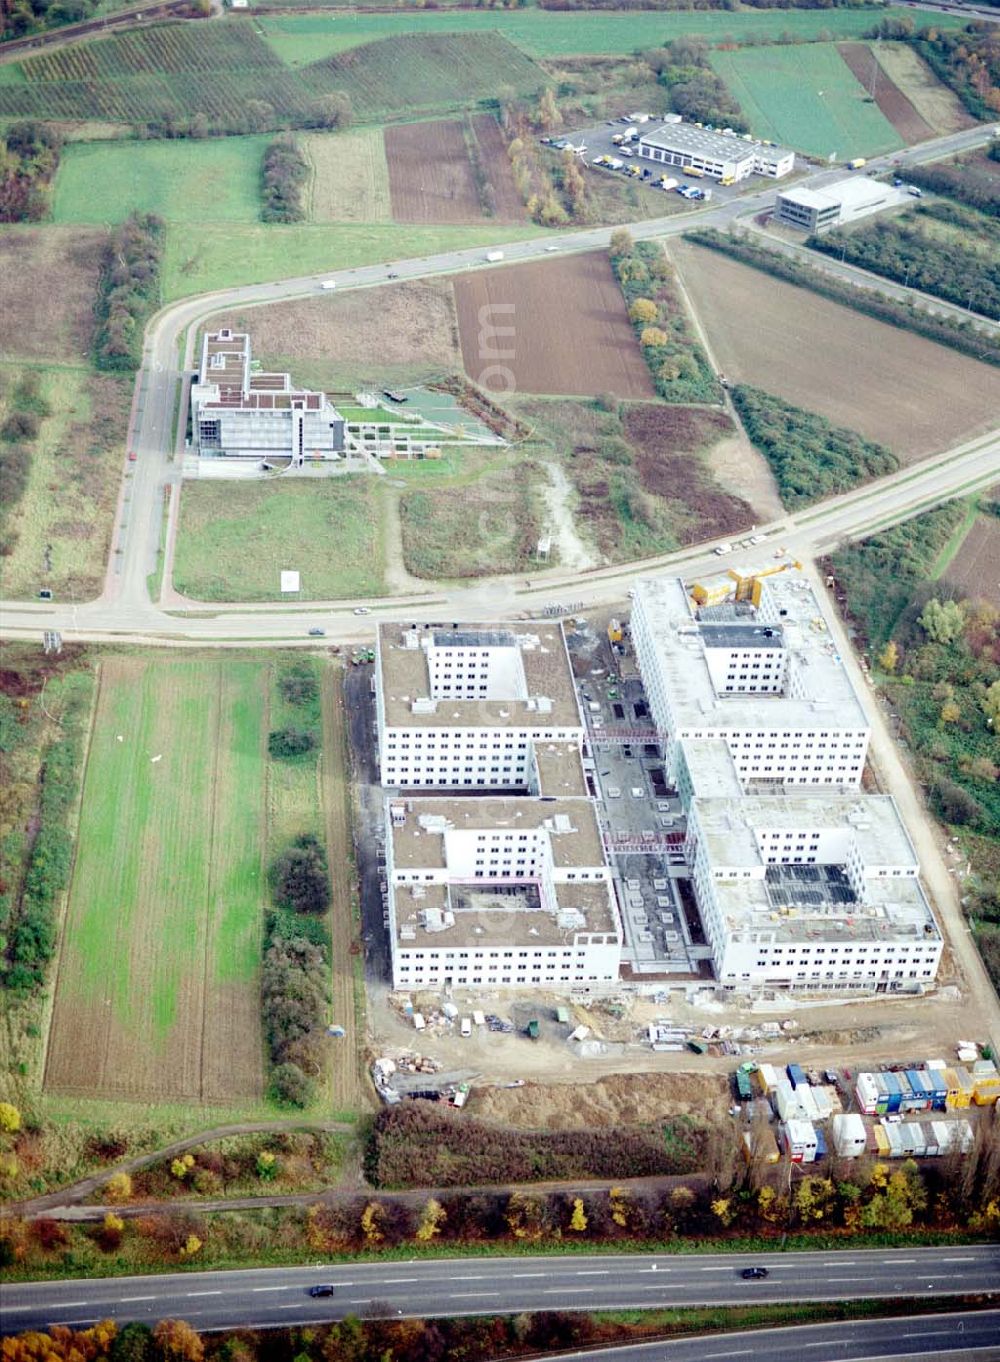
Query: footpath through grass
708,43,903,158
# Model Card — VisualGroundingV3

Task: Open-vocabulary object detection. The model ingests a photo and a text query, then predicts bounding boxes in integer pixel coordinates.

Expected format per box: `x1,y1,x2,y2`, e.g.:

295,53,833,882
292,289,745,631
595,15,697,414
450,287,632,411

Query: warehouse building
385,796,622,991
375,621,585,790
191,329,345,461
630,570,870,792
637,122,794,182
775,176,906,233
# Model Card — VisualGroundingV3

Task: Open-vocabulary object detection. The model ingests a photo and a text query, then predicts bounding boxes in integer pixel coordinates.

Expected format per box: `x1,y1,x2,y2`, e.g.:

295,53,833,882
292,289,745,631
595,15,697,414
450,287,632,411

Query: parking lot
544,112,793,207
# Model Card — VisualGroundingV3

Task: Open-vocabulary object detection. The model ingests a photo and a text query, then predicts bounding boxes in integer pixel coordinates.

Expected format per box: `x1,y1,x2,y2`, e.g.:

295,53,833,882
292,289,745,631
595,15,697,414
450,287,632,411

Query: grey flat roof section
379,621,582,729
700,623,784,650
634,573,869,732
639,123,757,162
394,879,617,949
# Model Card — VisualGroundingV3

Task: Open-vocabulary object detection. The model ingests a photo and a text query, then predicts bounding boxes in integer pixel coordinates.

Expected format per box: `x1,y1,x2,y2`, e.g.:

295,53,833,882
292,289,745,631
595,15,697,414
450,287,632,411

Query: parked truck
320,280,337,290
847,157,867,170
485,250,505,263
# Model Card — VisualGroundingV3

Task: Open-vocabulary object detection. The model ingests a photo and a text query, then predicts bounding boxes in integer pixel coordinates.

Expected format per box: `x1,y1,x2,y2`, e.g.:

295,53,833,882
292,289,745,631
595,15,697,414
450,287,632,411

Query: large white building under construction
191,329,345,461
631,567,942,992
375,621,622,990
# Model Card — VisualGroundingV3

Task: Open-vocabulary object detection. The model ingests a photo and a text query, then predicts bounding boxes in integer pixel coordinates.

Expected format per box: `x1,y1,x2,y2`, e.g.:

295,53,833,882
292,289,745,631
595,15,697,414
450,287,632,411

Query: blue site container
814,1127,828,1159
787,1063,807,1089
883,1072,902,1113
906,1070,931,1109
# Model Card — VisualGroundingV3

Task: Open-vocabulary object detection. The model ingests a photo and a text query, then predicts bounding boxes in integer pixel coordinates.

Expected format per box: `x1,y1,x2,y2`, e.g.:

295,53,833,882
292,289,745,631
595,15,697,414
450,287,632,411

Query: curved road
0,125,997,649
3,1247,999,1334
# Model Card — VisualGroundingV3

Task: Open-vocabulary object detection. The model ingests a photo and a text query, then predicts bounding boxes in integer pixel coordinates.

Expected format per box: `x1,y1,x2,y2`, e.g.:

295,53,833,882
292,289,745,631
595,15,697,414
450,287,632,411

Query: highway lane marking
121,1296,156,1303
942,1256,976,1262
251,1286,287,1292
903,1331,951,1338
447,1292,500,1299
887,1258,916,1263
186,1290,222,1297
451,1274,487,1281
380,1277,419,1284
575,1270,610,1276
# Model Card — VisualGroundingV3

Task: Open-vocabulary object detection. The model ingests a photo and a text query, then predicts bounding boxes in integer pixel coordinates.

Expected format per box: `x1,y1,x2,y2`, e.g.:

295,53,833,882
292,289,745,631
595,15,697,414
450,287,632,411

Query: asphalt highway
545,1311,1000,1362
3,1247,999,1334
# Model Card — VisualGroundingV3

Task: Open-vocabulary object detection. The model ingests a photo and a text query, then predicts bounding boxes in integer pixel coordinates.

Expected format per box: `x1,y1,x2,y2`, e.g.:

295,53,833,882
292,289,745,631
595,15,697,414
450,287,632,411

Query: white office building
686,792,941,991
386,796,622,991
630,571,870,792
191,329,345,461
375,622,586,791
630,567,941,991
775,176,907,233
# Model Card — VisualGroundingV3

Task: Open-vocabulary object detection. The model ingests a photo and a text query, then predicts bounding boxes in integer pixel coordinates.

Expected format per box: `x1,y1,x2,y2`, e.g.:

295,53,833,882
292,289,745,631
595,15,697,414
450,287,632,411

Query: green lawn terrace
337,386,503,462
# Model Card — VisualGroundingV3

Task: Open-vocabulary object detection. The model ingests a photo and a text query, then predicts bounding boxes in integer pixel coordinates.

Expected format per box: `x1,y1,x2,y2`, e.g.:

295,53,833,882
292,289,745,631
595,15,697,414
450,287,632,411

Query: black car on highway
308,1284,336,1297
740,1266,769,1280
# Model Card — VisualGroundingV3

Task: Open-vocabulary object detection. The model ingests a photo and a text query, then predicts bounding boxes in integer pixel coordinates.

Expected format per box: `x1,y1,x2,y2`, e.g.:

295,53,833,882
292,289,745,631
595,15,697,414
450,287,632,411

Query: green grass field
44,657,268,1103
709,43,904,158
162,220,543,300
173,477,385,601
51,135,269,225
259,7,945,66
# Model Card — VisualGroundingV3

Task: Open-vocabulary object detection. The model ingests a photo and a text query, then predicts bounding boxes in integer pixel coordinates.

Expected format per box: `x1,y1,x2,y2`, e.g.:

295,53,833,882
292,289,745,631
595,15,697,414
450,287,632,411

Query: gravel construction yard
671,240,1000,461
453,253,655,399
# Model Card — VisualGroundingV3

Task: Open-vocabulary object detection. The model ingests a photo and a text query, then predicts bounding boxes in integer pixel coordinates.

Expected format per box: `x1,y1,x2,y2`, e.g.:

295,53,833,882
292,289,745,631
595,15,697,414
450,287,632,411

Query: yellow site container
937,1068,962,1109
608,619,623,644
873,1125,891,1157
973,1078,1000,1106
951,1067,974,1108
690,571,739,608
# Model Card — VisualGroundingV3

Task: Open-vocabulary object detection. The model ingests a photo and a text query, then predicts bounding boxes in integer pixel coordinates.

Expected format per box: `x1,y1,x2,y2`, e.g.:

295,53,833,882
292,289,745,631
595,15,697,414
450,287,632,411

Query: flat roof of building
378,621,581,729
700,623,784,651
640,122,758,163
778,176,901,213
692,793,937,945
634,570,869,732
393,878,617,950
694,793,919,871
533,742,589,797
389,795,605,871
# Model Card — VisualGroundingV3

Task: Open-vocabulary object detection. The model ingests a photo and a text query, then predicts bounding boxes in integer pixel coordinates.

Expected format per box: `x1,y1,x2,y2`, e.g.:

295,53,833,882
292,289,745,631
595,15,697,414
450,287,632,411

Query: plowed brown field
943,512,1000,608
672,240,1000,461
386,116,525,225
839,43,933,144
454,252,654,398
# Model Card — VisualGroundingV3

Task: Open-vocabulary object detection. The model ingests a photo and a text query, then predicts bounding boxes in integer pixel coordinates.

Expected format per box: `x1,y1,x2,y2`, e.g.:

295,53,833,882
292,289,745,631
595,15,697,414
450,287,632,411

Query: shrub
278,660,319,707
271,833,330,914
260,135,310,224
1,410,39,443
271,1061,315,1109
267,726,315,759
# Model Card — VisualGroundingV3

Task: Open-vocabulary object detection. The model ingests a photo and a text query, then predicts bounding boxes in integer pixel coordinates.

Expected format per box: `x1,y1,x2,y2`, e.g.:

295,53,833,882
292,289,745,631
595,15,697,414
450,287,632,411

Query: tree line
686,228,1000,366
903,149,1000,220
0,370,50,557
365,1102,707,1189
1,671,91,1000
262,660,330,1109
261,136,310,224
731,383,897,510
0,121,61,223
809,203,1000,322
609,229,722,404
911,22,1000,123
94,213,165,373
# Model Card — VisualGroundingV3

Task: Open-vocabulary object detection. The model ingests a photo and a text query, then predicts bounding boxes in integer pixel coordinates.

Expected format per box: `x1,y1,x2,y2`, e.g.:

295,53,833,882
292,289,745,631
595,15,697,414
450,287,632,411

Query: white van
461,1017,472,1038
